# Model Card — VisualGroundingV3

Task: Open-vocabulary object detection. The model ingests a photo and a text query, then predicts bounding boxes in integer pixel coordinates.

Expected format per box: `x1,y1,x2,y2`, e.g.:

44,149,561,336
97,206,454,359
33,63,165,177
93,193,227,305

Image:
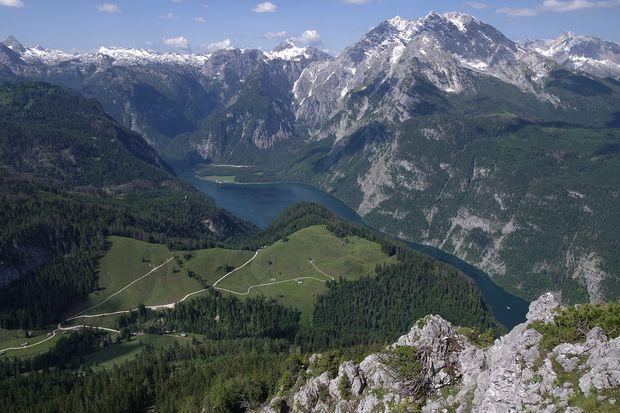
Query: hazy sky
1,0,619,54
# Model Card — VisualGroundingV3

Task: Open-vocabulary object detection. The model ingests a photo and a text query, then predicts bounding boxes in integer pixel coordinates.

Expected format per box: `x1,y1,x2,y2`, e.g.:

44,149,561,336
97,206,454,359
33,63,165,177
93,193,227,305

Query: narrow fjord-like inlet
174,164,529,329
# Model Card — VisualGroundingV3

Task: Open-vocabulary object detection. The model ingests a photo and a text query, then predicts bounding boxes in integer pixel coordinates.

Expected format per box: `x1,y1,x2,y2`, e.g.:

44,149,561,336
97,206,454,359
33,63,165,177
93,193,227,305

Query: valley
4,12,615,305
0,5,618,412
177,164,530,329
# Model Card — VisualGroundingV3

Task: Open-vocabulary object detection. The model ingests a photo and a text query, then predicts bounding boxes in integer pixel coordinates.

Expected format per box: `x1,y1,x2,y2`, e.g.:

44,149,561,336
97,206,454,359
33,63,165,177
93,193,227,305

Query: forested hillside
0,201,506,412
0,80,256,328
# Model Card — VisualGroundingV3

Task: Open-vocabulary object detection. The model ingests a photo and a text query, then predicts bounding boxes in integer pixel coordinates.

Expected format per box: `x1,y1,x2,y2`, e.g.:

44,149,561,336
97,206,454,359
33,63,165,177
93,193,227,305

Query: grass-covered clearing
217,225,396,322
198,175,237,183
69,236,254,316
0,328,61,358
82,334,195,370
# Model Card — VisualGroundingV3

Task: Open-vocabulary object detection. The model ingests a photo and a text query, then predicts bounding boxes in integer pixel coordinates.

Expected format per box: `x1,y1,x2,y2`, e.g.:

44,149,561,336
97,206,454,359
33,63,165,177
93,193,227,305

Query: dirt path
215,276,329,296
1,250,321,355
74,257,175,317
214,258,335,296
212,249,261,287
1,257,174,354
309,259,335,281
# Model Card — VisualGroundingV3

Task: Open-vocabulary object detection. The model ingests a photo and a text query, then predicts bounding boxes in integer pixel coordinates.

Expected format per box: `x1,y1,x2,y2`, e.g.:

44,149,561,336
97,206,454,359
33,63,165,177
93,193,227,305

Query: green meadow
69,236,254,316
216,225,397,322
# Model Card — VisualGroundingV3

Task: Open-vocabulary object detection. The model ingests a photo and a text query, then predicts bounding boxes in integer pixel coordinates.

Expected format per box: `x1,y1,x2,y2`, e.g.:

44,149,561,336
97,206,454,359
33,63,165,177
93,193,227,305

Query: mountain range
1,11,619,304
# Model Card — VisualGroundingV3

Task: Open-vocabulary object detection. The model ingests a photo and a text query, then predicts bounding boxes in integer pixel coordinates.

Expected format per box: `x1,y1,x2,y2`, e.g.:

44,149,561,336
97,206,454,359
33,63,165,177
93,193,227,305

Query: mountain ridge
1,11,619,304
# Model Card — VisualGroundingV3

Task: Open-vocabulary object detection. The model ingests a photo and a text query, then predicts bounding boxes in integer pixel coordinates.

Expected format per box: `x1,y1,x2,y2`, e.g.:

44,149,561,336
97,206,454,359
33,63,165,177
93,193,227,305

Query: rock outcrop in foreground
263,293,619,412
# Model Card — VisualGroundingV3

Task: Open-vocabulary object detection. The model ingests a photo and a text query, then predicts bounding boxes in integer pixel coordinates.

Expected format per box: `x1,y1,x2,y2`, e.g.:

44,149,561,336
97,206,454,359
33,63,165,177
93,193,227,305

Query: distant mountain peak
266,40,331,62
3,35,25,53
273,39,298,52
524,32,620,79
386,15,411,30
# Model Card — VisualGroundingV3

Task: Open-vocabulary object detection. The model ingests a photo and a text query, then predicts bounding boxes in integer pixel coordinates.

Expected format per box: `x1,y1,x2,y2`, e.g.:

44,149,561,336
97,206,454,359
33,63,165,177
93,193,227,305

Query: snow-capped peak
265,40,309,61
21,45,78,65
443,11,478,32
524,32,620,79
387,15,413,32
3,35,25,53
265,40,331,62
95,46,210,67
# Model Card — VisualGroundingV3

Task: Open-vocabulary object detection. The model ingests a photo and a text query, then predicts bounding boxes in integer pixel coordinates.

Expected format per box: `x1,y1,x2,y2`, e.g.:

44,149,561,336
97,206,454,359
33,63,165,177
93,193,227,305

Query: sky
0,0,619,54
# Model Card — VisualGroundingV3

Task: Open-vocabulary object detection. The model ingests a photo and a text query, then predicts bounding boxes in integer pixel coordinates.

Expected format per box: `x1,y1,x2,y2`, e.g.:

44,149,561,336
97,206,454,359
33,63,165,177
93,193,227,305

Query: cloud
97,3,119,13
342,0,372,4
203,38,233,52
497,0,620,16
195,16,206,23
161,12,179,19
299,30,320,43
497,6,538,16
541,0,620,11
466,1,490,10
0,0,24,7
163,36,189,49
264,31,288,39
253,2,276,13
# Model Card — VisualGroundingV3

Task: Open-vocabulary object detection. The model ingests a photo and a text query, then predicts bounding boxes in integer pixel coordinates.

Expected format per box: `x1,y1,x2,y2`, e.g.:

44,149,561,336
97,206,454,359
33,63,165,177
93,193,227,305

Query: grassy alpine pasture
216,225,397,322
0,328,61,358
69,236,254,316
81,334,197,370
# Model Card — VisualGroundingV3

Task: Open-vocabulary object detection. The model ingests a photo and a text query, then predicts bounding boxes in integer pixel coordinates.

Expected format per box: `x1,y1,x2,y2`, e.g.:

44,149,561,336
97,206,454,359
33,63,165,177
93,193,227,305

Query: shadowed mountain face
0,80,256,329
1,11,619,304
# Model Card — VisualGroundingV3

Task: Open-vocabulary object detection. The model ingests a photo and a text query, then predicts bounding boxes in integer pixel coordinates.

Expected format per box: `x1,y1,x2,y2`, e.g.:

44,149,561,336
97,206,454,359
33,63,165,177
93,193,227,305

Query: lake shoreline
172,162,530,329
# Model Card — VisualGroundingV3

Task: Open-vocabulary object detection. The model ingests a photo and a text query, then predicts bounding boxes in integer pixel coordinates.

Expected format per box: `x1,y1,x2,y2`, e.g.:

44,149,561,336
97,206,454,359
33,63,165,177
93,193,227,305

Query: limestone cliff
263,293,619,412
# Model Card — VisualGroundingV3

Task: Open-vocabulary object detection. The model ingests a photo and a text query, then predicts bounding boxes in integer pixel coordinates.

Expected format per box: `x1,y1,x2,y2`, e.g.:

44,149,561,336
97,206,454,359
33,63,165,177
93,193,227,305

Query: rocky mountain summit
525,32,620,80
263,293,620,412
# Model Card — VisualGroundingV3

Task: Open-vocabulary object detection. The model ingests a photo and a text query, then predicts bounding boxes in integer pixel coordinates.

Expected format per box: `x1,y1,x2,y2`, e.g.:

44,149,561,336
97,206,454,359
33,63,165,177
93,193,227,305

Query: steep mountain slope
525,32,620,80
0,203,508,412
0,37,331,163
293,12,558,138
277,14,620,304
0,80,256,328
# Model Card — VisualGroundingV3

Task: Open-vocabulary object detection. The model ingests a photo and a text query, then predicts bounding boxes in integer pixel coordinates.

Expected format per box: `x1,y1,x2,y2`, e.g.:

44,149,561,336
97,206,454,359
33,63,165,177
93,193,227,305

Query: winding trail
309,259,335,281
0,249,263,355
0,330,60,352
1,248,329,355
214,258,335,296
74,257,175,317
1,257,175,354
148,248,261,309
215,276,329,296
212,250,260,288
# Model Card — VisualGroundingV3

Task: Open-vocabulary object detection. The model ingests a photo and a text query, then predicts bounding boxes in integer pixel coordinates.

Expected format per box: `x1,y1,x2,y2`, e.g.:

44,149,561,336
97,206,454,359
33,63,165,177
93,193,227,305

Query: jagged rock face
266,293,620,413
293,11,557,136
525,32,620,79
0,36,329,159
266,40,333,83
3,35,26,54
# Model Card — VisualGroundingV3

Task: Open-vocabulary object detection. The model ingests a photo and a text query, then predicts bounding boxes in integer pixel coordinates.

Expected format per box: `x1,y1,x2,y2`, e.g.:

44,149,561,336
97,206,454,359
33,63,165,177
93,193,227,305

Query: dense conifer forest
0,81,503,412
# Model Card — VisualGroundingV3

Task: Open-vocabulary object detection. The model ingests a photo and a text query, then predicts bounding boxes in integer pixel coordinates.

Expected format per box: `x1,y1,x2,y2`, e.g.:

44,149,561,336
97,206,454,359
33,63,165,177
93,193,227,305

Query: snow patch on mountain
95,47,211,67
525,32,620,79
